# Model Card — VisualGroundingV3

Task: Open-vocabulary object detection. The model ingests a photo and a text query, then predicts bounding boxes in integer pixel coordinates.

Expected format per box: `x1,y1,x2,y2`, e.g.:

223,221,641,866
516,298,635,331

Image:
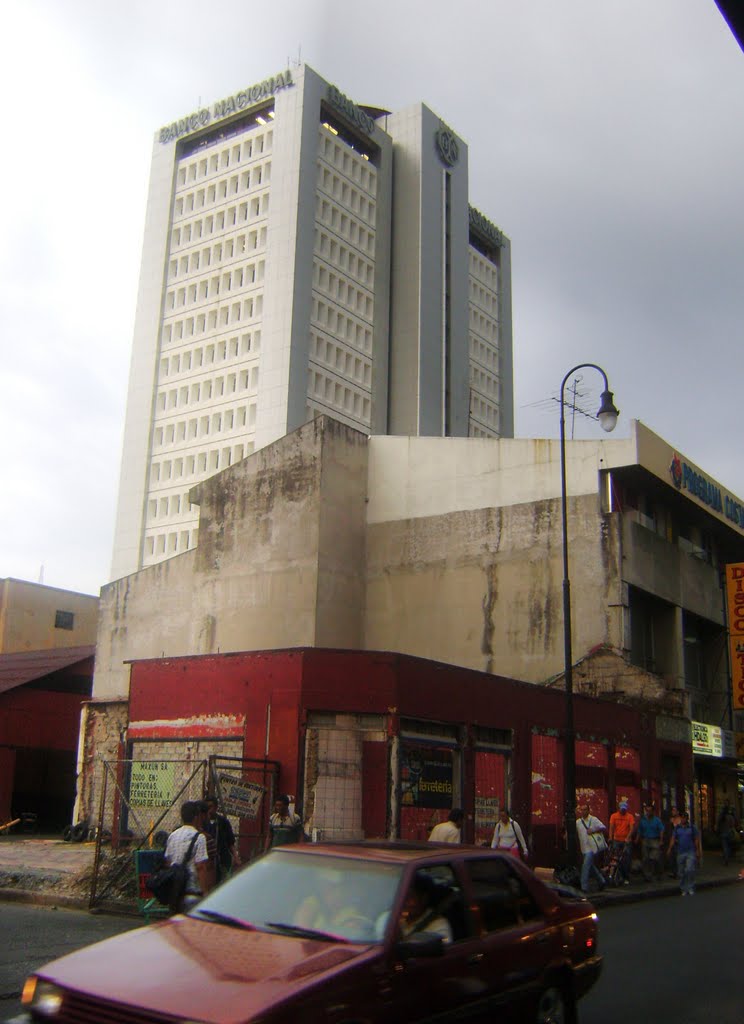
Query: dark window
54,610,74,631
465,858,542,932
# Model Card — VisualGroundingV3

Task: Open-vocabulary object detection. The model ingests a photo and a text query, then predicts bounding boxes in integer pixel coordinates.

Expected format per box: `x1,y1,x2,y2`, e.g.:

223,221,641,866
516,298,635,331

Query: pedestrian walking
667,811,701,895
204,797,241,884
575,803,608,894
429,808,464,843
636,803,665,881
716,803,738,866
491,809,528,859
267,794,304,848
607,801,634,885
164,800,211,912
665,805,683,877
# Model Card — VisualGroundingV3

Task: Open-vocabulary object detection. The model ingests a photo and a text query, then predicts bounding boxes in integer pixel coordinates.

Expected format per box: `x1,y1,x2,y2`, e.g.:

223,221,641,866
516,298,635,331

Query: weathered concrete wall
365,493,621,683
75,700,129,826
0,579,99,653
92,418,369,701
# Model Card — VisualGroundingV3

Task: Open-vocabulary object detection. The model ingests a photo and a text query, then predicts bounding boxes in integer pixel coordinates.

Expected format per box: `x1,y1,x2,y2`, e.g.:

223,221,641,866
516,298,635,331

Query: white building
110,64,513,581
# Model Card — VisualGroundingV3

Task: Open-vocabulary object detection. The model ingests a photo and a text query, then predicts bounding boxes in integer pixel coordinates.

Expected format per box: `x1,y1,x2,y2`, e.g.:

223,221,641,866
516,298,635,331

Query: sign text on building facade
726,562,744,710
159,69,294,145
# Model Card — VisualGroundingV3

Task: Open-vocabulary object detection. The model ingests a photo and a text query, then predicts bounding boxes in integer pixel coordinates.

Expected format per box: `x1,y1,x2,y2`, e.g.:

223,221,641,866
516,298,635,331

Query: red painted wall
0,690,85,750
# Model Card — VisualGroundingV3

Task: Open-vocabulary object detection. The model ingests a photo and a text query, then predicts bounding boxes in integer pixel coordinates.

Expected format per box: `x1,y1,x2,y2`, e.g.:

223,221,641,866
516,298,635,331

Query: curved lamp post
560,364,619,862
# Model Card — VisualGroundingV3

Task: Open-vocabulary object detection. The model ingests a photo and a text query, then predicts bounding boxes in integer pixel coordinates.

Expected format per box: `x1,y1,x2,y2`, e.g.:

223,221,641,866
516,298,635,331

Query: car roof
272,841,504,865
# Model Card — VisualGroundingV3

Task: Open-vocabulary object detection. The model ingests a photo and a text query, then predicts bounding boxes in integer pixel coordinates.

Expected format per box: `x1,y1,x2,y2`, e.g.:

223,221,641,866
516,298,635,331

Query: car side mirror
395,932,445,959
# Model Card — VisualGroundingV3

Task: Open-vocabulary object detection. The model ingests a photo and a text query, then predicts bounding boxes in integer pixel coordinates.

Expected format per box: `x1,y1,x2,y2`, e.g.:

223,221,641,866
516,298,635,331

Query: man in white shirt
400,875,453,945
429,809,464,843
491,810,528,858
164,800,211,911
576,803,608,894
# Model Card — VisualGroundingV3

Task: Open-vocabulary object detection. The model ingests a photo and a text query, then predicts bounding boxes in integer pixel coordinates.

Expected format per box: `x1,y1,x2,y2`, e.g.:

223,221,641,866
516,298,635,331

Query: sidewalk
0,834,741,913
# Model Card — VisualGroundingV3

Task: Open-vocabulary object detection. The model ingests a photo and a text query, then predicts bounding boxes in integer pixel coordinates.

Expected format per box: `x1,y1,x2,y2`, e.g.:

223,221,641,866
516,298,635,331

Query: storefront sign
691,720,735,759
159,69,294,144
670,454,744,530
400,746,453,808
469,206,505,249
129,761,174,808
216,772,264,819
326,85,375,136
726,563,744,710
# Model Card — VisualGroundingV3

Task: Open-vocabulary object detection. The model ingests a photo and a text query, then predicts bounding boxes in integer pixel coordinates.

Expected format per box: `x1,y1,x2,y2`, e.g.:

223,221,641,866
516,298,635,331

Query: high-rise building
110,64,513,581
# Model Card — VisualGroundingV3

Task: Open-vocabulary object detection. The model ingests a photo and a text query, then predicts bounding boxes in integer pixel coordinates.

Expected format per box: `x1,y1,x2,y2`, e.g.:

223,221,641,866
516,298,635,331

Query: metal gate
208,755,280,861
89,758,207,911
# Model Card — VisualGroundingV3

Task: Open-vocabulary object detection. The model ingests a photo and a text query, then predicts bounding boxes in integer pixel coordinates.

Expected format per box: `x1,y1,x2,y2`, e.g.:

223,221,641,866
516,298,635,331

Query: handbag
147,831,199,910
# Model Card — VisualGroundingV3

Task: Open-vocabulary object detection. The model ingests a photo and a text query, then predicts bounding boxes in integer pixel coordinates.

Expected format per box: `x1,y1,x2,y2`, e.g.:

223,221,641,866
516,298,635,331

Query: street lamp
560,364,619,862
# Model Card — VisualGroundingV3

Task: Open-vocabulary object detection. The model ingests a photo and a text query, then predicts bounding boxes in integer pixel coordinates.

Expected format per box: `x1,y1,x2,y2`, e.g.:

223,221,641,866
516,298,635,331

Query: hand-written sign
129,762,174,808
217,773,265,819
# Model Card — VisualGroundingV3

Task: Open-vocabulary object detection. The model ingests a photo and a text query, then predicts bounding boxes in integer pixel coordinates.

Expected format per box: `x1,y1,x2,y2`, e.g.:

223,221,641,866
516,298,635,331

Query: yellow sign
129,762,174,808
725,563,744,711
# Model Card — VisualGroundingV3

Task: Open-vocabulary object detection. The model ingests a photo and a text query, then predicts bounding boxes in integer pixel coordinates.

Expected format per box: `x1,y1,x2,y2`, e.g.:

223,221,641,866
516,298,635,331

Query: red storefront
126,648,692,865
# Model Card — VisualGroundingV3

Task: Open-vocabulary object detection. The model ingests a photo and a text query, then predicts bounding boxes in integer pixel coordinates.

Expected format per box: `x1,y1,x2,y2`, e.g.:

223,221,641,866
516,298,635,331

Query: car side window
465,859,542,933
401,864,471,943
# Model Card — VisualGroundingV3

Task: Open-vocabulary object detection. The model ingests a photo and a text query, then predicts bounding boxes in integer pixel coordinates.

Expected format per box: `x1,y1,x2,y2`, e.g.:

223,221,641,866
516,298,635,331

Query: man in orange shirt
608,801,635,885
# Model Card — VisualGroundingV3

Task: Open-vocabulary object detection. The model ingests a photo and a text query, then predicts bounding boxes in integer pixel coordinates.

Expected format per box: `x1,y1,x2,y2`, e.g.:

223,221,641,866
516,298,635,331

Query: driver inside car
294,869,374,938
399,873,453,945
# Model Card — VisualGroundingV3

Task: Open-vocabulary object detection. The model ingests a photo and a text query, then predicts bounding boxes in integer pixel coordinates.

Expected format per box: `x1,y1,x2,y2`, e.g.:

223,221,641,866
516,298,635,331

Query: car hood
38,916,375,1023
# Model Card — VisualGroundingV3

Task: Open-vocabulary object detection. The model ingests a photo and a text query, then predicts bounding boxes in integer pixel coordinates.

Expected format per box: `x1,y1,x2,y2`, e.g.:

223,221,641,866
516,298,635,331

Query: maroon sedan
17,842,601,1024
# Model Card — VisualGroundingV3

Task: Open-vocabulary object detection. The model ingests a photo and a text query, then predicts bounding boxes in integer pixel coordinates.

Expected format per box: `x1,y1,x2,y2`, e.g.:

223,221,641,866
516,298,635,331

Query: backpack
147,831,200,911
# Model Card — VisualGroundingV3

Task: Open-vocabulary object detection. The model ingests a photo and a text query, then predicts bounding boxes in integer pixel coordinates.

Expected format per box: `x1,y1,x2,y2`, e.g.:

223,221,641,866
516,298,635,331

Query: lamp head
597,389,619,433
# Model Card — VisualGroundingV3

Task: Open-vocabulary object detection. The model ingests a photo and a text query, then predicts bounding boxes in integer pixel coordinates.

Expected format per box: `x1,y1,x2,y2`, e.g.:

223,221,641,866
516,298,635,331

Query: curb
590,873,741,908
0,887,90,912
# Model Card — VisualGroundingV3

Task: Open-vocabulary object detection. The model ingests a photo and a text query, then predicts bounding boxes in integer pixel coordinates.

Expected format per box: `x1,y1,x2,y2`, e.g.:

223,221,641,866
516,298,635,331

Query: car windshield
190,851,403,944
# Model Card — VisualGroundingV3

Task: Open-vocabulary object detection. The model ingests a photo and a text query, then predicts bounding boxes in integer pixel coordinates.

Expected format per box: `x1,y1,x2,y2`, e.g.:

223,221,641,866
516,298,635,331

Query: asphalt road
581,885,744,1024
2,887,742,1022
0,904,140,1022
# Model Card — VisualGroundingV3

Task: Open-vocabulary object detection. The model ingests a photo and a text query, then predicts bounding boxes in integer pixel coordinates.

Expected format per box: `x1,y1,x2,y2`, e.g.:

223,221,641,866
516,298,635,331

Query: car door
376,862,491,1024
462,856,560,1020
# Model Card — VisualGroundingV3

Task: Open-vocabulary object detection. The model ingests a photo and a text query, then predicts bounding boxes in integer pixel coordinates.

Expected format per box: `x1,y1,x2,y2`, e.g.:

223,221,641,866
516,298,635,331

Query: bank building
110,63,514,581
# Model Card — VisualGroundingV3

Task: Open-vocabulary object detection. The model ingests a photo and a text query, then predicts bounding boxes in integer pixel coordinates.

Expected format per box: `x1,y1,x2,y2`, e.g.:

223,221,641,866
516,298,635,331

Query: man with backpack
164,800,211,912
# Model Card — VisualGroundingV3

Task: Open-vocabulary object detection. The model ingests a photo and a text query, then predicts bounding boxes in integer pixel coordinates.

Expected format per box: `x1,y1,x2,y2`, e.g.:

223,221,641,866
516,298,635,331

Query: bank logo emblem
669,452,682,489
435,125,459,167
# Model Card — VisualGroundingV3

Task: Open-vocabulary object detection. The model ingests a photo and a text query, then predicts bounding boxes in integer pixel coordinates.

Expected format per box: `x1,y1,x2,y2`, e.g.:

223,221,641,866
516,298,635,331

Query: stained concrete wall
93,417,368,701
364,492,621,683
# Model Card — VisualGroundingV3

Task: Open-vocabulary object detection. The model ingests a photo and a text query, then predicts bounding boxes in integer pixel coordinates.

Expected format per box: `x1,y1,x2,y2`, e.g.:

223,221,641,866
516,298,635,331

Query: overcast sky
1,1,742,596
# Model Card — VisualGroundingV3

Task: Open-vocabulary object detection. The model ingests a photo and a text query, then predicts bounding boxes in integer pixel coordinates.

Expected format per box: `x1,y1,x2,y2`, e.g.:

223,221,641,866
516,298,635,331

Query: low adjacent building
82,415,744,844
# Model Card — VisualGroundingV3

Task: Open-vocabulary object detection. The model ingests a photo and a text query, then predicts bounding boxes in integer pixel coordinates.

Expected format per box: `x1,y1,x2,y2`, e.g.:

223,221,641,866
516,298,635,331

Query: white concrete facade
110,65,513,581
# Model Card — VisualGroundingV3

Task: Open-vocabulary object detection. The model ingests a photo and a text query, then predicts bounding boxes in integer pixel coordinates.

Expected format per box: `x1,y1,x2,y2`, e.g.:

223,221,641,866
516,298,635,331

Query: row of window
168,239,265,280
144,528,197,560
318,129,377,194
149,434,255,484
174,160,271,216
147,491,197,520
312,297,374,350
469,279,500,316
470,365,500,399
171,207,268,253
308,332,371,386
174,189,269,227
312,267,374,320
165,262,263,307
308,365,371,424
469,306,499,344
316,195,376,255
470,335,499,373
177,129,272,185
469,393,500,430
468,248,500,288
154,370,259,420
159,333,259,375
164,293,262,328
317,164,376,223
315,229,375,287
171,221,266,257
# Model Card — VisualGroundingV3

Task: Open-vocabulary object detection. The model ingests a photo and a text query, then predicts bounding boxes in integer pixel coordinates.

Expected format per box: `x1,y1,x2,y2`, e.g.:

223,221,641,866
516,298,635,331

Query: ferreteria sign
326,84,375,136
669,451,744,531
159,69,295,144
